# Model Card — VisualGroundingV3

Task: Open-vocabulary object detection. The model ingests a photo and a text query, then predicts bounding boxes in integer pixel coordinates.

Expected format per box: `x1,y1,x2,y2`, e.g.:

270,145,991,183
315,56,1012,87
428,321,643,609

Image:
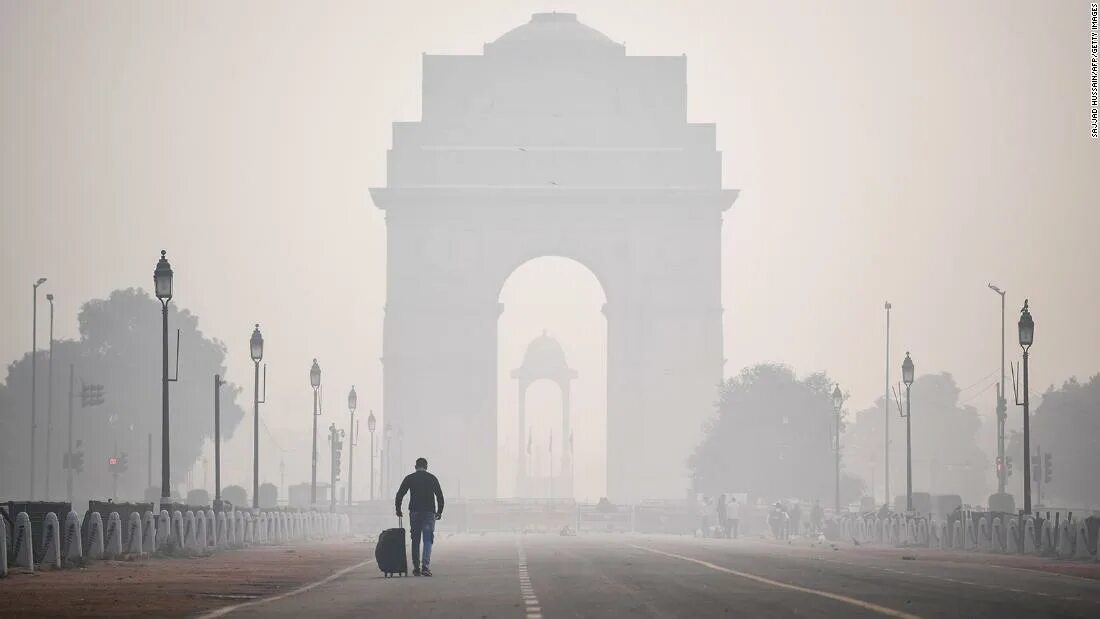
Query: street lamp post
832,384,844,514
367,411,377,500
988,284,1007,493
250,325,266,509
883,301,891,507
30,277,47,499
901,352,915,513
347,386,358,505
310,359,322,505
1017,300,1035,513
153,251,174,501
45,293,55,499
329,423,345,513
214,374,226,503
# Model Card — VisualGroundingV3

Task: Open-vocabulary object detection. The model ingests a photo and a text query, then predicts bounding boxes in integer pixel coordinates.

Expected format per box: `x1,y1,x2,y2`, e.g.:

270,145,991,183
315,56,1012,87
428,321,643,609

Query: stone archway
370,12,736,501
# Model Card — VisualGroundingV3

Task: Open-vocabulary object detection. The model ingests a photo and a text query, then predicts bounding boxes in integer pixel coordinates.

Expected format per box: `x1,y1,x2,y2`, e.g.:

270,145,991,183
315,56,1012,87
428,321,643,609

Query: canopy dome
512,330,577,382
487,13,623,54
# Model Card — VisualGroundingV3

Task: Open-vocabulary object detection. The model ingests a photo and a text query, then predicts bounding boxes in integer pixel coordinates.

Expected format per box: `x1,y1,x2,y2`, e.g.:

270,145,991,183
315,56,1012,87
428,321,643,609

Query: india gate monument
370,13,737,501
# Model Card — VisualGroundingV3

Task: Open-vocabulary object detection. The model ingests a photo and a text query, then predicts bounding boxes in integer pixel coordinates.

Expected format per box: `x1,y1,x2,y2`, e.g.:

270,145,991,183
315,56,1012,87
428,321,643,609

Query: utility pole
214,374,224,501
989,284,1007,493
31,277,47,499
66,364,74,502
884,301,891,506
147,433,152,491
45,294,55,499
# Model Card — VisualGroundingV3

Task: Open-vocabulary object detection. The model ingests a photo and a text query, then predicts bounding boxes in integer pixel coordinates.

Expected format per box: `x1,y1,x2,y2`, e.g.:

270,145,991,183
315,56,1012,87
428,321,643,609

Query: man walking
395,457,445,577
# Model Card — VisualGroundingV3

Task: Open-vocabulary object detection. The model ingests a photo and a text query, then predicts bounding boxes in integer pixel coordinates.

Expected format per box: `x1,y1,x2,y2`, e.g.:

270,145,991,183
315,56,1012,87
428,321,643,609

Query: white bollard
243,512,253,545
172,511,185,552
991,517,1003,553
126,512,143,555
40,512,62,569
195,512,208,554
0,515,7,577
143,511,157,554
86,512,105,560
14,512,35,570
183,511,198,552
1057,520,1074,558
1007,517,1021,553
63,511,83,564
952,521,963,549
978,517,990,551
1041,519,1055,555
966,518,979,551
234,511,244,547
258,512,267,543
156,510,171,551
206,510,216,549
1024,517,1038,554
217,511,228,548
1074,520,1093,560
106,512,123,558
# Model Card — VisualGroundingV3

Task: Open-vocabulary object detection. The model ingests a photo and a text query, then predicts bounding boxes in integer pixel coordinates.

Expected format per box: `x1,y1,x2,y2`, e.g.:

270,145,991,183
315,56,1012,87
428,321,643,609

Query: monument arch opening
370,12,736,501
497,256,607,500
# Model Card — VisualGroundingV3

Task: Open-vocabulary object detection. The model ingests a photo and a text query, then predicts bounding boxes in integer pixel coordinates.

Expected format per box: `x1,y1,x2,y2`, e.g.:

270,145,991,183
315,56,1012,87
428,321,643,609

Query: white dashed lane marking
518,537,543,619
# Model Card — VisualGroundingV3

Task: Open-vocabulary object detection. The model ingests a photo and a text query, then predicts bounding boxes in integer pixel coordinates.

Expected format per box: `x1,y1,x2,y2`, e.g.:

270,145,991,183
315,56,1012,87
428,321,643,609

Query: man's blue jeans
410,511,436,569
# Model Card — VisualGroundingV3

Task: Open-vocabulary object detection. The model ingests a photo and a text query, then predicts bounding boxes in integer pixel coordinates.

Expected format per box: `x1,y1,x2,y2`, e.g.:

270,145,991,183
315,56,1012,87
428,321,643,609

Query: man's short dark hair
415,457,428,469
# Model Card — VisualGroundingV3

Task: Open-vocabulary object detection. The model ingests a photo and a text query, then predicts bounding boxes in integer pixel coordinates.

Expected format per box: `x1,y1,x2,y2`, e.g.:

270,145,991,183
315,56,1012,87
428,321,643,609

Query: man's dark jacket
395,469,445,515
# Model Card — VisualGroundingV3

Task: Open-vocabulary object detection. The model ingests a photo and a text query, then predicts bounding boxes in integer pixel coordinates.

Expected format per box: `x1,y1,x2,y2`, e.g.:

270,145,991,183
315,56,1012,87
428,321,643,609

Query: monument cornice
369,186,738,211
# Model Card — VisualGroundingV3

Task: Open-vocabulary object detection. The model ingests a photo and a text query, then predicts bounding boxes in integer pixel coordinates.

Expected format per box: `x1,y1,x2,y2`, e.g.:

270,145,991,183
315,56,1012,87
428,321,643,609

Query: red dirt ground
0,541,374,618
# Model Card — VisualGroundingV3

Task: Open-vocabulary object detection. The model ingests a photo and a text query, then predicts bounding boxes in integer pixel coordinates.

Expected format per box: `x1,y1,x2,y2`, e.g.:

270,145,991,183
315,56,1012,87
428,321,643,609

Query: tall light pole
45,293,55,499
153,251,174,501
832,384,844,514
250,325,266,509
367,410,377,500
1017,300,1035,513
30,277,47,499
347,386,358,505
213,374,226,503
310,359,322,505
988,284,1007,494
901,352,915,513
883,301,891,506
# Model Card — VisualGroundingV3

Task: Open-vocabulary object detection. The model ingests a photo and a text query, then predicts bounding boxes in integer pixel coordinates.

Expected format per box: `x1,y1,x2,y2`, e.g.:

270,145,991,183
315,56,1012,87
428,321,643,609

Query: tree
844,372,991,506
690,364,859,502
1006,375,1100,508
222,485,248,508
0,288,247,502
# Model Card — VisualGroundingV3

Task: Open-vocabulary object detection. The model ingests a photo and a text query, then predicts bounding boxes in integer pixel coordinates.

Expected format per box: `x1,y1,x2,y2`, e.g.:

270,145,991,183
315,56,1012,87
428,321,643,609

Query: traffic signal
108,455,119,472
72,450,84,473
1005,456,1013,478
1043,452,1053,484
119,452,129,473
995,456,1004,474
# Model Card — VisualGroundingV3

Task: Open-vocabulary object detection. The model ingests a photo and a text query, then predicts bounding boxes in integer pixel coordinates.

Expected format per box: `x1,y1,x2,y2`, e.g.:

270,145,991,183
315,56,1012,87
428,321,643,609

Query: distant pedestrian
717,494,730,539
395,457,445,577
728,496,740,539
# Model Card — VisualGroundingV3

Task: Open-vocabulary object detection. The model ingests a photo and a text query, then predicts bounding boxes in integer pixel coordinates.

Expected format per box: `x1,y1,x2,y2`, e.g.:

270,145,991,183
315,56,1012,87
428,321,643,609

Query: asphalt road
210,533,1100,618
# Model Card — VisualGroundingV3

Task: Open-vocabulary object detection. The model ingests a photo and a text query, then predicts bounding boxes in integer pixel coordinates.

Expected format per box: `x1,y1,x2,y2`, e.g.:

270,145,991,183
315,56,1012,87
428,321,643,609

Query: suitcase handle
398,516,404,529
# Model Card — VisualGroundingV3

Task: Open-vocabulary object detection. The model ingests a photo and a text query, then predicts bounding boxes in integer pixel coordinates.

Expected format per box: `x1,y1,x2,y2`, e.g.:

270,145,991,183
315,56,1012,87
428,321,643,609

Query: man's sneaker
412,567,421,576
421,567,433,577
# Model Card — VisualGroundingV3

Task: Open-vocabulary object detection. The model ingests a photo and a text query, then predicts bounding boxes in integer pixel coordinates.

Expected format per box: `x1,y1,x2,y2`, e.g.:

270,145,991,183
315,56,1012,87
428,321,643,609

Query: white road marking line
629,544,920,619
518,538,544,619
195,558,375,618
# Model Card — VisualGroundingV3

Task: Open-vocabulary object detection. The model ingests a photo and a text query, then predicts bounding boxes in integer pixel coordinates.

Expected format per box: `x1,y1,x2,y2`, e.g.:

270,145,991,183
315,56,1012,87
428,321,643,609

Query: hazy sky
2,1,1097,499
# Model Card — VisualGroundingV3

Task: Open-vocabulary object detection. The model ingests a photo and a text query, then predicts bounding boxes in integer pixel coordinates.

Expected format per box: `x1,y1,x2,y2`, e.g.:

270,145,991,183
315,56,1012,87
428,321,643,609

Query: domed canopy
512,330,578,382
487,12,623,54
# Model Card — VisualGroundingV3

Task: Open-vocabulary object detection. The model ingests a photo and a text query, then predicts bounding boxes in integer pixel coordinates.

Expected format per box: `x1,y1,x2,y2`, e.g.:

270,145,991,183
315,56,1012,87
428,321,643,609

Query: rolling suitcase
376,517,408,577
